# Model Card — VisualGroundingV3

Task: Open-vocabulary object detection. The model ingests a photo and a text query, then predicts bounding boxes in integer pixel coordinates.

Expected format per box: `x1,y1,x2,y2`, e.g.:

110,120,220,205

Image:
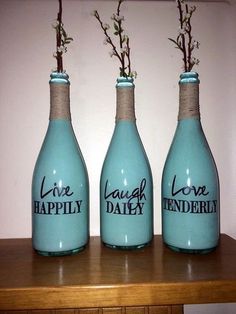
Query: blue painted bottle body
100,77,153,249
162,72,220,253
32,72,89,256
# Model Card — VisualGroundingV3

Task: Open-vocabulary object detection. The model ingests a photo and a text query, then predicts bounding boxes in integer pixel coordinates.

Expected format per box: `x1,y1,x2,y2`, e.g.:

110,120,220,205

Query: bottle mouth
179,71,200,84
116,76,134,88
50,71,70,84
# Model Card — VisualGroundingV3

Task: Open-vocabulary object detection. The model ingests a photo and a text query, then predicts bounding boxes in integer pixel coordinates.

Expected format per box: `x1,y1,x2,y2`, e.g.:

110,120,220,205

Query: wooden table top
0,234,236,310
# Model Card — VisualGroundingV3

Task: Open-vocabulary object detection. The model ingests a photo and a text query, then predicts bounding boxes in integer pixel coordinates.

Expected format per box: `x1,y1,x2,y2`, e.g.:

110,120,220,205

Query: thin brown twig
94,11,123,65
169,0,199,72
56,0,63,72
92,0,136,78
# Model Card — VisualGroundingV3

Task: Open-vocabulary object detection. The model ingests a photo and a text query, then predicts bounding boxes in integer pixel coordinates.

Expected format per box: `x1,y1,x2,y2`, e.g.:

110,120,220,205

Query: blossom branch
178,0,187,71
169,0,199,72
56,0,63,72
93,10,122,64
53,0,73,73
92,0,137,78
116,1,125,73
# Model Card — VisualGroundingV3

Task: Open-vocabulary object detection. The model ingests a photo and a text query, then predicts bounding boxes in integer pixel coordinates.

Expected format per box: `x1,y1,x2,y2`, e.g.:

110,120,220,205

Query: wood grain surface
0,235,235,311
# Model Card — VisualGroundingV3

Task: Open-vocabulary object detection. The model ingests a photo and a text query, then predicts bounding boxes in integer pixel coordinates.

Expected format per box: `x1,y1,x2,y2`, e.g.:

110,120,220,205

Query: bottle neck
178,72,200,121
49,72,71,120
115,77,136,122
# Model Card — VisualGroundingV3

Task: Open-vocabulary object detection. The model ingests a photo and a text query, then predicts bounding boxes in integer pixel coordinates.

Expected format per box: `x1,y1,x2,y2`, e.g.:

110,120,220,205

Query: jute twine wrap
178,83,200,120
50,84,71,120
116,86,136,121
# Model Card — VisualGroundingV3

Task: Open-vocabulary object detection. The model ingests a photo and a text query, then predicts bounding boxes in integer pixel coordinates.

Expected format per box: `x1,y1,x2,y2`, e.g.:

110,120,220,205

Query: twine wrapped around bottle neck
116,86,136,121
49,83,71,120
178,83,200,120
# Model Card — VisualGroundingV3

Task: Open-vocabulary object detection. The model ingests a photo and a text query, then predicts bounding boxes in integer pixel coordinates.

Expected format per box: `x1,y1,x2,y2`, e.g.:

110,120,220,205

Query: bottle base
165,243,217,254
103,240,152,250
35,245,86,257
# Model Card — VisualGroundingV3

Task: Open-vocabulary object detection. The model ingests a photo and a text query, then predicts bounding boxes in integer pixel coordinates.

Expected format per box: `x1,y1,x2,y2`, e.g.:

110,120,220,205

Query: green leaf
114,22,119,31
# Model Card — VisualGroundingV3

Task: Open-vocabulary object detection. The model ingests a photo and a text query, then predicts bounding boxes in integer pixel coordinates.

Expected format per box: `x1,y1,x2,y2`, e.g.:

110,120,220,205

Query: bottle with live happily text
32,72,89,256
100,77,153,249
162,72,220,253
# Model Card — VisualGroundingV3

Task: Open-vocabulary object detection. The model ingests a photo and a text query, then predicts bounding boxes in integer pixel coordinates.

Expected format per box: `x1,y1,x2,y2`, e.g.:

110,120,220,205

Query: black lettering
55,202,63,215
40,176,74,199
104,179,147,204
34,201,40,214
106,201,114,213
163,197,217,214
105,201,144,215
75,200,82,213
33,200,82,215
171,175,209,197
47,202,55,214
113,203,122,214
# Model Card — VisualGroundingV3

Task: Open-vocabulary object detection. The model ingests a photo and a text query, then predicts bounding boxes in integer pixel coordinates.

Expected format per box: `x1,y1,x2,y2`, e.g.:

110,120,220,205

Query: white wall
0,0,235,312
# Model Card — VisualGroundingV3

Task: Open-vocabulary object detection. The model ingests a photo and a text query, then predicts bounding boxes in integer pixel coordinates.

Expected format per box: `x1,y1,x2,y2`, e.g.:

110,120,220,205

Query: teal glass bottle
100,77,153,249
162,72,220,253
32,72,89,256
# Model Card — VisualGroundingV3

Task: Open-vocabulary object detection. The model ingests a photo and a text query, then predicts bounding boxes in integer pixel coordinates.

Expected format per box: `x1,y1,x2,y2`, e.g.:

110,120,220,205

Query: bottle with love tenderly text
162,72,220,253
32,72,89,256
100,77,153,249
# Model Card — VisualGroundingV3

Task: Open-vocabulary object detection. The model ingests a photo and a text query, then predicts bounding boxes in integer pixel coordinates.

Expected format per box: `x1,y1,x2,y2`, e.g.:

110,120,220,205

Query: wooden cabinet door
0,305,183,314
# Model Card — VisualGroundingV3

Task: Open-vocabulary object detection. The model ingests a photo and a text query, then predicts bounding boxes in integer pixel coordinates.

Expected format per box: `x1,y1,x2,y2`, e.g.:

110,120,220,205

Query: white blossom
190,5,196,13
185,13,191,20
103,23,110,30
52,20,59,28
178,27,186,35
192,40,200,49
191,57,200,65
131,71,137,79
103,37,109,45
122,34,129,43
109,49,116,57
111,14,116,20
120,46,128,54
91,10,97,16
111,13,124,22
118,15,125,22
57,46,67,53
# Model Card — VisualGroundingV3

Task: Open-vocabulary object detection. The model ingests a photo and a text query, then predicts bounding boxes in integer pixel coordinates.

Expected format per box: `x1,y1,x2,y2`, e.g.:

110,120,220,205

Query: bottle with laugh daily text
100,77,153,249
